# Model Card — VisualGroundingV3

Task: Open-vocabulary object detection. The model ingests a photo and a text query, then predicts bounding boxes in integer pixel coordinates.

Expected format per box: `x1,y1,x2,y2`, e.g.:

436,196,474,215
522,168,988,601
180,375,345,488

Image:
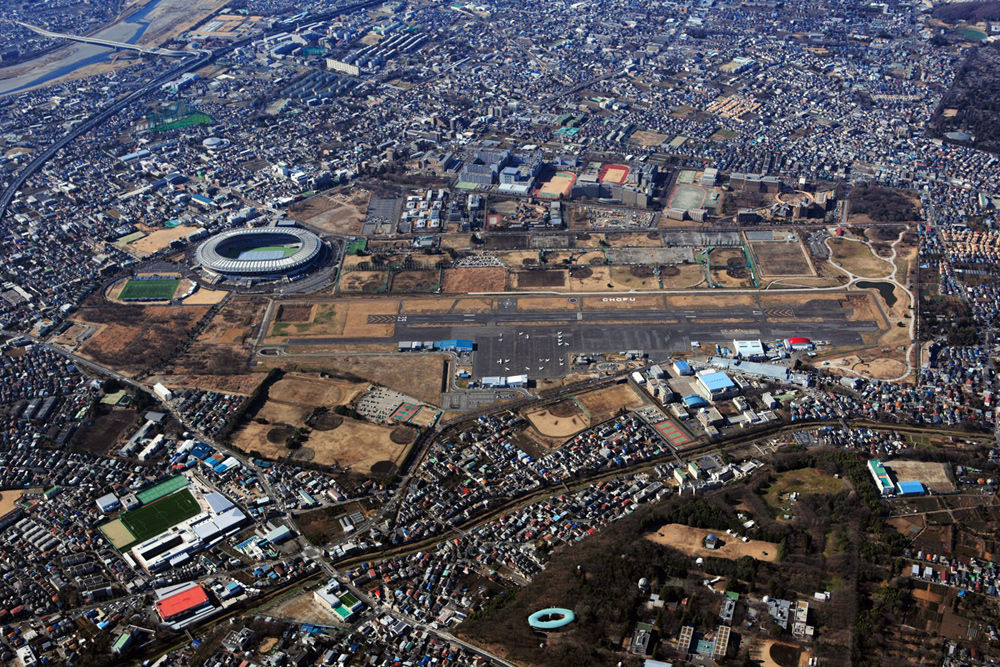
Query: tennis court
390,402,421,422
654,418,692,447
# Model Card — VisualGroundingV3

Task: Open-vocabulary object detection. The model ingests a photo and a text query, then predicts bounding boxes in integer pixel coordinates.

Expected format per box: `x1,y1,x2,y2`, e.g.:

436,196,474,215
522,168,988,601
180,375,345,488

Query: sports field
538,172,576,198
599,164,630,185
667,184,708,210
119,489,201,549
653,418,692,447
223,244,300,260
119,278,181,301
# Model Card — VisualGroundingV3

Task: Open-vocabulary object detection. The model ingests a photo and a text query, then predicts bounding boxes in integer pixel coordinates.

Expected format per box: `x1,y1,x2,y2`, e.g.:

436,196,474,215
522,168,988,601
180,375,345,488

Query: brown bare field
264,590,348,625
576,250,606,264
513,270,568,290
275,304,314,323
453,297,495,313
581,295,665,311
752,241,814,276
711,267,754,288
73,303,210,375
290,191,369,235
236,416,407,471
0,489,25,517
153,373,260,395
129,225,199,254
630,129,668,146
440,235,474,250
573,233,606,248
391,270,439,293
341,255,371,270
269,373,368,408
400,298,458,313
523,400,590,439
272,302,347,340
605,232,663,247
576,383,646,422
172,296,264,375
709,247,746,266
498,250,539,267
277,354,446,406
516,297,578,312
828,238,893,278
442,267,507,293
183,289,228,305
667,293,756,309
660,263,706,288
882,461,955,493
646,523,779,562
609,265,659,289
340,271,387,293
569,265,613,291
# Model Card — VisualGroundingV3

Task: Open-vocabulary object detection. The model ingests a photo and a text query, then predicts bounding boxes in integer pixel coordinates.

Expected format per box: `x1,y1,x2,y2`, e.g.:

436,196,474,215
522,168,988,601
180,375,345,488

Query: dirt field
883,460,955,493
183,289,228,305
276,354,446,406
667,293,757,309
523,400,590,439
609,265,659,290
290,191,369,234
340,271,388,293
514,270,568,290
391,270,439,293
73,303,210,375
646,523,779,562
129,225,200,255
605,232,663,247
265,589,349,625
576,384,646,423
630,129,668,146
0,489,26,517
828,238,893,278
660,263,706,288
100,519,134,550
72,405,139,455
752,241,813,276
270,373,368,408
441,267,507,293
569,265,614,291
236,415,409,471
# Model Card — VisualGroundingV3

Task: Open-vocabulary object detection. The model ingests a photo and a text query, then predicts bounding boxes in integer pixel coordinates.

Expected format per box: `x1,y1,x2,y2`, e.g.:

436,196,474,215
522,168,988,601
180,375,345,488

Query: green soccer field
120,489,201,547
119,278,180,301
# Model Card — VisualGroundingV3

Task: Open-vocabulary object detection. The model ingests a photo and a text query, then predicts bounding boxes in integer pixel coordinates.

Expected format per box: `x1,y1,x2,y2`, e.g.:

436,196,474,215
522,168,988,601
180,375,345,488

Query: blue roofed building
897,480,925,496
696,371,737,400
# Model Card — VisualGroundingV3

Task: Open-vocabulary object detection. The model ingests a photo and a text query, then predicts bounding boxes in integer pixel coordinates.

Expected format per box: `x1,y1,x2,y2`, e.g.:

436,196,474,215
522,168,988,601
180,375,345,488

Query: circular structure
528,608,575,630
196,227,323,278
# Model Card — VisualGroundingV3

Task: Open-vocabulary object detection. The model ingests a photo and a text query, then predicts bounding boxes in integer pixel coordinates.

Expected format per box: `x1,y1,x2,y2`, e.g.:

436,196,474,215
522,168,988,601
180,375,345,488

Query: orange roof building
154,584,210,622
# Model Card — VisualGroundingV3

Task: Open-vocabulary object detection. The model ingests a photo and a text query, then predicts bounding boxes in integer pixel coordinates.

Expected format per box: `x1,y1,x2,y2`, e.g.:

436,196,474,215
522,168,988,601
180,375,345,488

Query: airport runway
286,300,879,380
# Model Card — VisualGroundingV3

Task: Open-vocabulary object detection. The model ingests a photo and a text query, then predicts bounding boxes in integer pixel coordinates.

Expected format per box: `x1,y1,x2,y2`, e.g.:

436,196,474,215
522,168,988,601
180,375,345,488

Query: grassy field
119,278,180,301
119,489,201,548
828,238,893,278
762,468,846,518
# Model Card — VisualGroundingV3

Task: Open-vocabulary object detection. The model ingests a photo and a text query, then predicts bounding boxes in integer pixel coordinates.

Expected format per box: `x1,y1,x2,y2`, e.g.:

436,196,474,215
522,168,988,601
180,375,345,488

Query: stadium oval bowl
195,227,323,277
527,607,575,630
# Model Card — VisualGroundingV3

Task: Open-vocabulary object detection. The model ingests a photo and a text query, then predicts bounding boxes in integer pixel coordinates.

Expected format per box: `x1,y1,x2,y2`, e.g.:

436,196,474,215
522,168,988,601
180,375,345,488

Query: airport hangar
194,226,324,279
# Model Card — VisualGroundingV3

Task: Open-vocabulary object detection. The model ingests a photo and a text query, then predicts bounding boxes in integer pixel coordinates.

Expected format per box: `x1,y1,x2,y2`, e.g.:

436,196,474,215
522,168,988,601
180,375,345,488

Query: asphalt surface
284,299,878,379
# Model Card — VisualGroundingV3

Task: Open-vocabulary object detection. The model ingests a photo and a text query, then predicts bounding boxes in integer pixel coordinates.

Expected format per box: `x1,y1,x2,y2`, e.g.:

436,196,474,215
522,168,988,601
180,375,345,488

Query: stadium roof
195,226,322,275
155,584,209,621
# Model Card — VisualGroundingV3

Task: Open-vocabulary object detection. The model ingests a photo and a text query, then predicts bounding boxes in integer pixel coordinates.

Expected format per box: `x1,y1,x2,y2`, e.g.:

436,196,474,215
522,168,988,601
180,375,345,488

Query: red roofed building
155,583,211,622
784,337,813,350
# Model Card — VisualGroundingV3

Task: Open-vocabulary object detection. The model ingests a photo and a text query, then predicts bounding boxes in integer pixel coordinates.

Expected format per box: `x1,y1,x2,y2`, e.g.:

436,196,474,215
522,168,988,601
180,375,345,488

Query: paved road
17,20,189,56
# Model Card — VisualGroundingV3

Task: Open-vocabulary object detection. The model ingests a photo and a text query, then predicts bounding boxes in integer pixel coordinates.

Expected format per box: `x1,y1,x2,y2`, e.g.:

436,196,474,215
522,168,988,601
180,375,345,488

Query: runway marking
764,309,794,318
368,314,396,324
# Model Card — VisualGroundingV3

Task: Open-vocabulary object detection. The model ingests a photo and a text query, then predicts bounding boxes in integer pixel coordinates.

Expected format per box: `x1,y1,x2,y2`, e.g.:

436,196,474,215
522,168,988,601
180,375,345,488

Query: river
0,0,166,96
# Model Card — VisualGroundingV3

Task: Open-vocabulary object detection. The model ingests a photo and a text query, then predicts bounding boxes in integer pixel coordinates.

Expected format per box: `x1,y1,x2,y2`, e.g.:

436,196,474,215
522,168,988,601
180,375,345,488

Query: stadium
195,226,324,279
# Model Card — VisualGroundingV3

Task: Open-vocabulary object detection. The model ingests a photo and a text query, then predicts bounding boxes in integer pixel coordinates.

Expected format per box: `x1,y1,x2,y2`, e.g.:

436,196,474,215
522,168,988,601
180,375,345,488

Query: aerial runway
284,300,879,379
